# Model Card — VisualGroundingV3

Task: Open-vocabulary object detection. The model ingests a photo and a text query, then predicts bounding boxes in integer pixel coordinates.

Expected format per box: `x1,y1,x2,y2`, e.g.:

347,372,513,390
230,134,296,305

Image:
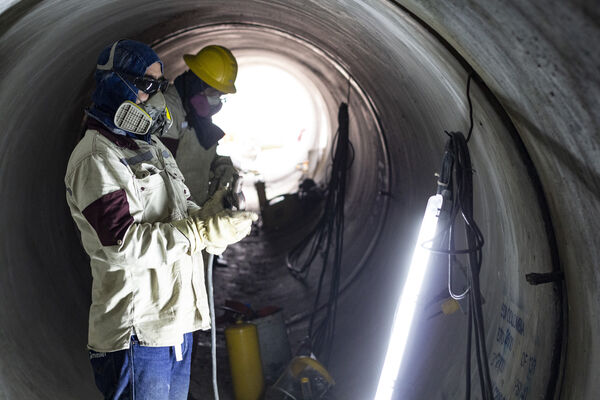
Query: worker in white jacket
161,45,239,207
64,39,256,400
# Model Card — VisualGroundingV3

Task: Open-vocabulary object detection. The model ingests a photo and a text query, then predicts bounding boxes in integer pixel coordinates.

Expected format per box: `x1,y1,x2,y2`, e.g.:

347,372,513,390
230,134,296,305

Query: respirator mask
114,91,173,136
189,92,223,118
206,95,221,106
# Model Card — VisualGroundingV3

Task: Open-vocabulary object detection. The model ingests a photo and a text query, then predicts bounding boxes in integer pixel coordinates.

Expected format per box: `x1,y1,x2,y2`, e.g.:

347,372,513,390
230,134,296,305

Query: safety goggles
203,87,226,98
116,71,169,95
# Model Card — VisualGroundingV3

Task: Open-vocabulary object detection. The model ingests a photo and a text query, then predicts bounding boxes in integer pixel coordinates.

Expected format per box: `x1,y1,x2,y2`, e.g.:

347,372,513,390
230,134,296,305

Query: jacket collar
87,118,140,150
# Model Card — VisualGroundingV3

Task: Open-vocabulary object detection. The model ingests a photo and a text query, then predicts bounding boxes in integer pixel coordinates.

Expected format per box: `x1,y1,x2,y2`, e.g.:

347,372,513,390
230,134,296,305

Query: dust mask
206,95,221,106
114,91,173,136
189,93,223,118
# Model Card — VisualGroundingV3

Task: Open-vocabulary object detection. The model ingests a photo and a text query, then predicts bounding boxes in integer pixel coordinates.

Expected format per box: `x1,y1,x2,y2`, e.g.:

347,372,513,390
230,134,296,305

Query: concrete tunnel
0,0,598,399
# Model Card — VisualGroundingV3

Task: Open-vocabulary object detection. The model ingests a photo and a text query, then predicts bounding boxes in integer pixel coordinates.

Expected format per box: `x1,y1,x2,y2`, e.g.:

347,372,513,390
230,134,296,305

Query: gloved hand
197,210,258,254
191,188,227,220
209,159,238,196
172,210,258,255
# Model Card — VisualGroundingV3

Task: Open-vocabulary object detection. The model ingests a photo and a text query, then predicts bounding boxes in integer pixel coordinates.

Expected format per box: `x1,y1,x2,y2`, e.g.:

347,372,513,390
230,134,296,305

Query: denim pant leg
89,333,193,400
167,332,193,400
129,336,172,399
89,348,132,400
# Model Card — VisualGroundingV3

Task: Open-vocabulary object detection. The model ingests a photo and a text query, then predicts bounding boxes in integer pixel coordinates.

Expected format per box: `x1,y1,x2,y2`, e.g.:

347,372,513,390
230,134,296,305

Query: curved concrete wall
0,1,597,399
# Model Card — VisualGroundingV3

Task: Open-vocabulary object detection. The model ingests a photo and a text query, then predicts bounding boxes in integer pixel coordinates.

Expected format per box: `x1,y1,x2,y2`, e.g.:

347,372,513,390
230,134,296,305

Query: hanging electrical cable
427,73,493,400
286,101,353,366
207,253,220,400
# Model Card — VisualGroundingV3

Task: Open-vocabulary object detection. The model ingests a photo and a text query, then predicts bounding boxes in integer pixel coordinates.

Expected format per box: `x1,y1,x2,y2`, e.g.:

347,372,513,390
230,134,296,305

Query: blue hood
88,40,162,141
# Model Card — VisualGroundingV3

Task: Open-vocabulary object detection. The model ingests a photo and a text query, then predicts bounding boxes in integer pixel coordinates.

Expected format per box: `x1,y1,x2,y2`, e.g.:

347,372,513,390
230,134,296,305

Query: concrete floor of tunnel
186,215,331,399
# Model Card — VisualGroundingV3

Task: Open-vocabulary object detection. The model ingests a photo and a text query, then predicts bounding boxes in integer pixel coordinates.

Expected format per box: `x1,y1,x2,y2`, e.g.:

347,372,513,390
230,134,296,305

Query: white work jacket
65,120,210,352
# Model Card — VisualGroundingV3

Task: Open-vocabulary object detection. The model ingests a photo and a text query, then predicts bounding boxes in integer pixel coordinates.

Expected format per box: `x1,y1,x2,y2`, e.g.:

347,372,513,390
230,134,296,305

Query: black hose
465,287,472,400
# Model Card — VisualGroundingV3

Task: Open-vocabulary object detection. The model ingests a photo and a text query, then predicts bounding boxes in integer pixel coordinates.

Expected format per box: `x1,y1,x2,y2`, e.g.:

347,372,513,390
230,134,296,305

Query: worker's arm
66,151,192,269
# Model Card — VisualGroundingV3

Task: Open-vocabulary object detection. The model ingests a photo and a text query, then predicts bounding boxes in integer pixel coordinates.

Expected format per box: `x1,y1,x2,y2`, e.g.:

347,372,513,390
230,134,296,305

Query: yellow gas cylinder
225,321,265,400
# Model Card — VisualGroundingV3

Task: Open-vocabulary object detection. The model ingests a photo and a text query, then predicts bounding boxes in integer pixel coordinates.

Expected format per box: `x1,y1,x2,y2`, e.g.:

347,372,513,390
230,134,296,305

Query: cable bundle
431,75,492,399
286,102,352,365
436,131,491,399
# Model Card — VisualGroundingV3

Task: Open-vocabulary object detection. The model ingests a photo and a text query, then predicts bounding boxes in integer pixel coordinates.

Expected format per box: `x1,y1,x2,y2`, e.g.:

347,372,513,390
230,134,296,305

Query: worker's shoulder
163,84,182,104
70,129,121,157
164,85,185,117
65,130,121,175
163,85,187,137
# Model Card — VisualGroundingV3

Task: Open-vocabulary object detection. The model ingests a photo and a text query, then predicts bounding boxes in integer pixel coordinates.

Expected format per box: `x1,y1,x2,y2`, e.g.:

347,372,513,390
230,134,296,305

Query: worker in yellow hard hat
161,45,244,388
162,45,240,209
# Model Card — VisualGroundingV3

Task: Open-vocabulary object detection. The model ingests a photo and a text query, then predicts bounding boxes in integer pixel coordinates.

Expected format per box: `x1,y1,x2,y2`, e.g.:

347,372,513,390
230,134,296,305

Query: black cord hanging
424,71,493,399
286,102,352,366
434,131,491,400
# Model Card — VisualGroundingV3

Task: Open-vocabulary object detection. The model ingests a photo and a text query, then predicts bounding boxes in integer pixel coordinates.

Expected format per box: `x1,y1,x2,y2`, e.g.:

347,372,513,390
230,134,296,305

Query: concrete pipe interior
1,1,599,399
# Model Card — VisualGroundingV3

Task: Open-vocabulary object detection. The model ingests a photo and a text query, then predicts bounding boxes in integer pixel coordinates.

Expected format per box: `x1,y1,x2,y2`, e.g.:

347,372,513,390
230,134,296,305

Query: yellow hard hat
183,45,238,94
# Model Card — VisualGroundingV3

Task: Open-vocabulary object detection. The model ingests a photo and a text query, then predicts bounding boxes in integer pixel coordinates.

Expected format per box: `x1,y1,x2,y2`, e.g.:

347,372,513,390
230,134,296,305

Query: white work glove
172,210,257,255
191,188,227,220
199,210,257,254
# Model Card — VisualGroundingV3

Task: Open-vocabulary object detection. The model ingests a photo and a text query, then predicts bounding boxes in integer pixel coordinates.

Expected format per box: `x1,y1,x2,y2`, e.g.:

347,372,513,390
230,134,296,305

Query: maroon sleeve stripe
82,189,134,246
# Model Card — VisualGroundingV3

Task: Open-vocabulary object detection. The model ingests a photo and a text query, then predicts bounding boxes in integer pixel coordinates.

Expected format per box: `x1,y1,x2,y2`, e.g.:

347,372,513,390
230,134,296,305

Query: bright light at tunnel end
374,194,443,400
213,61,321,181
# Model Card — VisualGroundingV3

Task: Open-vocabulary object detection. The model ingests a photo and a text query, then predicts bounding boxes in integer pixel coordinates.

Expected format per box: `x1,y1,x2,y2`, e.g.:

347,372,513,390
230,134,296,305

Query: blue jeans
89,333,193,400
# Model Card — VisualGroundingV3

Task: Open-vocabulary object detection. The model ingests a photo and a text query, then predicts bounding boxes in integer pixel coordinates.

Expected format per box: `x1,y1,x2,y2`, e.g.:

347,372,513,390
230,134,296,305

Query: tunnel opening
0,1,580,399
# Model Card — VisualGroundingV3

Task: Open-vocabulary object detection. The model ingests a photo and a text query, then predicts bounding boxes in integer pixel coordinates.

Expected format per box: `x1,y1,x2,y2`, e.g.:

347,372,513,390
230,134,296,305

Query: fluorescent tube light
374,194,443,400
